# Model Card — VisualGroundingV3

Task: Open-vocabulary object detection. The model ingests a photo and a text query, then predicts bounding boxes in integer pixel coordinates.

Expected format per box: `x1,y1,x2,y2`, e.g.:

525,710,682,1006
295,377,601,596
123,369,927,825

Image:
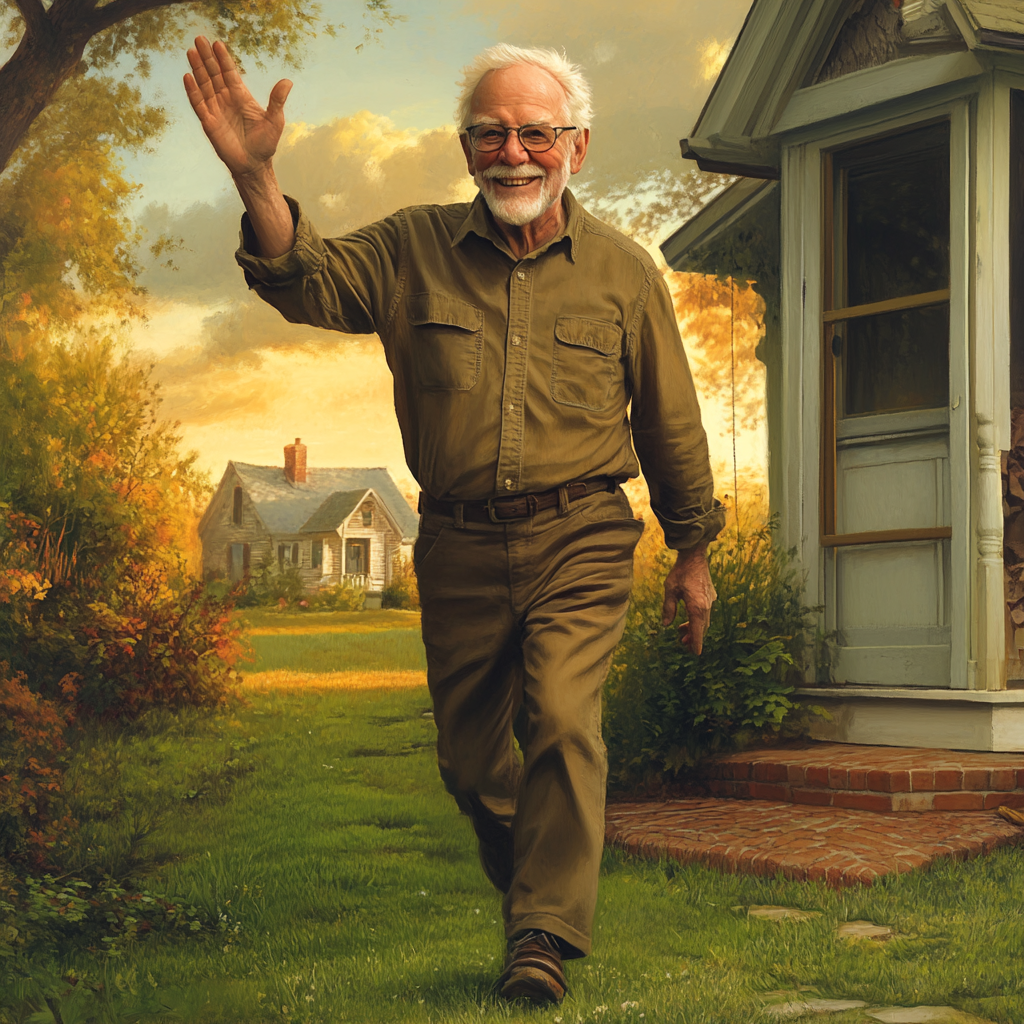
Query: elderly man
185,37,724,1005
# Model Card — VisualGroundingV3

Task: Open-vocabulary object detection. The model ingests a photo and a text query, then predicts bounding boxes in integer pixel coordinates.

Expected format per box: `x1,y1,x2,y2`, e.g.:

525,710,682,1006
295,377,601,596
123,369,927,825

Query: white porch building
664,0,1024,750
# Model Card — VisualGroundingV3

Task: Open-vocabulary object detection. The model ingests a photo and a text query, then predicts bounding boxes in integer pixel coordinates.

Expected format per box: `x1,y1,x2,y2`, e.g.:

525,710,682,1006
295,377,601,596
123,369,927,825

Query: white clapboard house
664,0,1024,750
199,439,418,603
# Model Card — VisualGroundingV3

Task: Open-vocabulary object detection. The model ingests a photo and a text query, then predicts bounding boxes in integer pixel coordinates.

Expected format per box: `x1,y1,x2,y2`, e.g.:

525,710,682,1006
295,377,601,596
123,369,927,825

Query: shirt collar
451,187,582,262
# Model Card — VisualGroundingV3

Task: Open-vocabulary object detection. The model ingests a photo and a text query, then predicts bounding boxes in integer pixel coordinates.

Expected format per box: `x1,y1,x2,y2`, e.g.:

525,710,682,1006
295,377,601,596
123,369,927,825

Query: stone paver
605,798,1023,886
746,905,822,921
702,743,1024,813
836,920,893,940
765,999,869,1016
867,1008,993,1024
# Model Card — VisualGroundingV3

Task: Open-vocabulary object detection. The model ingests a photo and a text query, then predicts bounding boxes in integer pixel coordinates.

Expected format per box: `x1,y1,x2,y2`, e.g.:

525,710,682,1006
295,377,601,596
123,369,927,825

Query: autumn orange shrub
0,666,72,868
0,339,244,723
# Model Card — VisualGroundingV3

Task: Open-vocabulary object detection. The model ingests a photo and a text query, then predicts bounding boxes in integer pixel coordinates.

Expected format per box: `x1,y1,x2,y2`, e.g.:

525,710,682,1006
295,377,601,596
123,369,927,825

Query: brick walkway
702,743,1024,812
605,798,1024,886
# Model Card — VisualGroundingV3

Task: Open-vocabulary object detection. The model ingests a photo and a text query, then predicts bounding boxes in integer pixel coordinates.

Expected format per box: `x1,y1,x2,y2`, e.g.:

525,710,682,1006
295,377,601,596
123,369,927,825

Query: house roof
661,178,778,271
299,489,371,533
227,464,418,542
956,0,1024,39
682,0,1022,179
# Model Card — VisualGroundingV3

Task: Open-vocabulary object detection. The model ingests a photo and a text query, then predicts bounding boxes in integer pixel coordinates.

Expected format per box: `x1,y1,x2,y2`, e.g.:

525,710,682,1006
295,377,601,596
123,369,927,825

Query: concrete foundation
795,686,1024,752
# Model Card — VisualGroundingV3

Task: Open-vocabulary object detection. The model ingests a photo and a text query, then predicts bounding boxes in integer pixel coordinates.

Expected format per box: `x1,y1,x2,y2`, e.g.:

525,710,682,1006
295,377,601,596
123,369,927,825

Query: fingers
182,72,208,118
267,79,294,120
677,619,706,656
661,591,677,627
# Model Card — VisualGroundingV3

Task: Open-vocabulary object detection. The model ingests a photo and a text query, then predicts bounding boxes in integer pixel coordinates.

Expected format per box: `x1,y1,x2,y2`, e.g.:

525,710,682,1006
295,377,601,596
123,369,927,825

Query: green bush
306,582,366,612
381,551,419,610
231,558,306,609
604,519,821,794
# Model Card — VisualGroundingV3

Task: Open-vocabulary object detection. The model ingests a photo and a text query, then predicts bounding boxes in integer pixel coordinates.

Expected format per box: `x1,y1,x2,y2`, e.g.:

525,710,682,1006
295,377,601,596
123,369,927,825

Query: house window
346,539,369,575
822,120,951,542
278,543,300,570
828,121,950,417
292,542,300,567
311,539,323,569
362,506,373,527
232,486,243,525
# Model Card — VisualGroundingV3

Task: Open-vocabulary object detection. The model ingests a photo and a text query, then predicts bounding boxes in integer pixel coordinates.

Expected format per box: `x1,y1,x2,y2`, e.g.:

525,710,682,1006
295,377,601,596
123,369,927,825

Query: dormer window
232,486,243,525
362,507,373,527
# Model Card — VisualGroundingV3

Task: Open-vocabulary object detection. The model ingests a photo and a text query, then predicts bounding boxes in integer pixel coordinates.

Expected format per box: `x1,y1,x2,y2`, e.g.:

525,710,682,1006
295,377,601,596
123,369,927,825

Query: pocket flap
407,293,483,332
554,316,622,355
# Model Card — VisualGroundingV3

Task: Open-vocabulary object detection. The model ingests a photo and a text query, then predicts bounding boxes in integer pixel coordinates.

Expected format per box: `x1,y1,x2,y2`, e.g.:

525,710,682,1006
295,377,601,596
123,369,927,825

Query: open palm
184,36,292,178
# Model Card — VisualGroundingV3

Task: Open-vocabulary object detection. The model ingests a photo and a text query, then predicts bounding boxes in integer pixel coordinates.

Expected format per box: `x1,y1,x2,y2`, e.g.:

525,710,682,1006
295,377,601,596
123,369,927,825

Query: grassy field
242,610,427,674
7,611,1022,1024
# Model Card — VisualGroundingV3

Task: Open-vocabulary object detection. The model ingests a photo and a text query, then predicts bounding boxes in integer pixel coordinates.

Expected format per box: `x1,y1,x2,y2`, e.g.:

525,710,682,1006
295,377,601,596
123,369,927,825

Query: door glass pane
835,122,950,308
840,304,949,416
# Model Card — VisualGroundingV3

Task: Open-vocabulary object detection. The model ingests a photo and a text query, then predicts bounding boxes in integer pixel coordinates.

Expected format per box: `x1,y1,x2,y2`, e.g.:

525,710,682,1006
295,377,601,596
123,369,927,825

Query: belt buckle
487,497,507,523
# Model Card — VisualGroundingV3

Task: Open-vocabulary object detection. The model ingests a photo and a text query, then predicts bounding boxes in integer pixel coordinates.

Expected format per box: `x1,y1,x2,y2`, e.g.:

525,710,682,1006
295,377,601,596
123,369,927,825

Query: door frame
781,93,973,688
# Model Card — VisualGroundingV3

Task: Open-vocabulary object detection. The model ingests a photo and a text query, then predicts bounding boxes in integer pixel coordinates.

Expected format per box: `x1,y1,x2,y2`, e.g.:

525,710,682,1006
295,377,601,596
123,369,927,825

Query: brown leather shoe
496,930,568,1005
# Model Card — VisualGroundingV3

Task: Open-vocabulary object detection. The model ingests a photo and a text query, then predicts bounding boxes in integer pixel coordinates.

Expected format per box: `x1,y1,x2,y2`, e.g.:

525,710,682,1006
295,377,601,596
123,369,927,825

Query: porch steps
701,742,1024,812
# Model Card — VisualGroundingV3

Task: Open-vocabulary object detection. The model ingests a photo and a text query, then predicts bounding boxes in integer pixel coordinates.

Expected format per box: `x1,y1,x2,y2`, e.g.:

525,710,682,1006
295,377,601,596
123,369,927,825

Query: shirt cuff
654,498,727,552
234,195,326,287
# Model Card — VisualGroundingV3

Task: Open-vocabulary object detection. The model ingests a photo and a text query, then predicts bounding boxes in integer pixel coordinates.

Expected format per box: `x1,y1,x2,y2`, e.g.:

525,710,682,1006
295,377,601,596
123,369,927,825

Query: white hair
455,44,593,132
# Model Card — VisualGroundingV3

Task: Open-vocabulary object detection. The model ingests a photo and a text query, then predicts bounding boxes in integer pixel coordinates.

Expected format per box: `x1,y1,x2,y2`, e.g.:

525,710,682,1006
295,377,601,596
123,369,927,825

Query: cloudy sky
119,0,757,502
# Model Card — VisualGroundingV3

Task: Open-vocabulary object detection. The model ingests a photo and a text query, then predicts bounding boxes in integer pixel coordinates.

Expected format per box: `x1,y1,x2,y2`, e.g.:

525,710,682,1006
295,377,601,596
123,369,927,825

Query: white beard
475,153,571,227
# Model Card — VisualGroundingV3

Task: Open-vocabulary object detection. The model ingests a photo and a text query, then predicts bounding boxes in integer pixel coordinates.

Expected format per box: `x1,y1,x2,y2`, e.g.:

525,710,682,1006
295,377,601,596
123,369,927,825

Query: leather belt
419,477,617,525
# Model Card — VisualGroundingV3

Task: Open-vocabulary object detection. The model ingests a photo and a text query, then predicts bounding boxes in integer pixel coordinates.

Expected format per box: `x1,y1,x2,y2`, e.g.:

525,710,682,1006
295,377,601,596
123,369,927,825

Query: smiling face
461,63,589,229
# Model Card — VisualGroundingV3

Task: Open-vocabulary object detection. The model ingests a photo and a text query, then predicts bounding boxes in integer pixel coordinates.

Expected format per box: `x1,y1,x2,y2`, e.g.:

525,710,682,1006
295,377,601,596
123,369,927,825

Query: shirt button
504,478,513,490
508,403,514,411
516,271,525,280
512,335,522,346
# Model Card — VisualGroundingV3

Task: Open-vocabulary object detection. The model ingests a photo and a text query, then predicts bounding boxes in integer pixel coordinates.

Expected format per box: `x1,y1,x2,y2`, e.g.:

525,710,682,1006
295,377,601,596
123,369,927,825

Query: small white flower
554,1017,563,1023
419,890,427,896
665,971,672,978
621,1002,639,1011
595,1007,608,1016
473,908,480,914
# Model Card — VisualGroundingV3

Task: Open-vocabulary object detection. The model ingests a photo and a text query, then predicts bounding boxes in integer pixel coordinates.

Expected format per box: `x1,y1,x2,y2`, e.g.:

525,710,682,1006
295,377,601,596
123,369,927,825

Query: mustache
479,164,547,181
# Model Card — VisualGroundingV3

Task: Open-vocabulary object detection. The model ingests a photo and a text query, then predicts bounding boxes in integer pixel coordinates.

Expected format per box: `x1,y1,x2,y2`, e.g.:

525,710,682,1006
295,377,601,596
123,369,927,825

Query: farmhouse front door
820,119,964,687
346,539,369,576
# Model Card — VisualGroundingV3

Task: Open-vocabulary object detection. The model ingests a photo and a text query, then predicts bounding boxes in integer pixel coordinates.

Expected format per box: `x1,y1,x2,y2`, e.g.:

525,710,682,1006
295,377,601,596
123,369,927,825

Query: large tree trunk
0,18,90,175
0,0,185,176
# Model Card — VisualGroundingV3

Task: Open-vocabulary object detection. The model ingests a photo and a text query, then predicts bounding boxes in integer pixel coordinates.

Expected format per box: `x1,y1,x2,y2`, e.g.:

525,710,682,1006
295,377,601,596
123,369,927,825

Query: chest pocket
550,316,624,411
406,293,484,391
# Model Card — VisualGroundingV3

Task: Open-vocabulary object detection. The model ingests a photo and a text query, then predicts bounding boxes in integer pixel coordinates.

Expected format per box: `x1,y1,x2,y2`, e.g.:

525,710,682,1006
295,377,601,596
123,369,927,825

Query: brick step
701,742,1024,813
605,798,1023,886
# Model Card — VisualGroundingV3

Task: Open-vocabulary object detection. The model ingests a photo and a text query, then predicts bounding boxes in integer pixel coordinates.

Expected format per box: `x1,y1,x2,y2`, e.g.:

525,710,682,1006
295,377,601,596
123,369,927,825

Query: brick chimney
284,438,307,484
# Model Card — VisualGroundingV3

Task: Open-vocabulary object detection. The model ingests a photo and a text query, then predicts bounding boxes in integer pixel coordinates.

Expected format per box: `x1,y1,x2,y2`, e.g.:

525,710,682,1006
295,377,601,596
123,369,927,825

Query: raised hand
184,36,292,179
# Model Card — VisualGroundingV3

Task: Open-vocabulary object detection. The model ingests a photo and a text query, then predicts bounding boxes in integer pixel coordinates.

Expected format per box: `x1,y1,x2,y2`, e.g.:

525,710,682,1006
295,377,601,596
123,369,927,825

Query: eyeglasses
463,123,577,153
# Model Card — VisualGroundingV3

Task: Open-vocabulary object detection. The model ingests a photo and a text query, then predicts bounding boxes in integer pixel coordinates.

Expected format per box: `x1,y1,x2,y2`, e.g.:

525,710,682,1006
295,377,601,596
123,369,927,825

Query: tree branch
84,0,187,35
12,0,48,38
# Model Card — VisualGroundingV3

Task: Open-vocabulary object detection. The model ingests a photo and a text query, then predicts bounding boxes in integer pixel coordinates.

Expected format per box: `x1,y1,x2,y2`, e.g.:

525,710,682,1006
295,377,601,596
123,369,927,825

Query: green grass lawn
12,682,1022,1024
244,629,427,674
241,609,422,634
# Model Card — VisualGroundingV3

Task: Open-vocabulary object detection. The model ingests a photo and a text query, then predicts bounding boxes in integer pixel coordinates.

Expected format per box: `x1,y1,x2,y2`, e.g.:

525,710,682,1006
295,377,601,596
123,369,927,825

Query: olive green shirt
234,189,724,551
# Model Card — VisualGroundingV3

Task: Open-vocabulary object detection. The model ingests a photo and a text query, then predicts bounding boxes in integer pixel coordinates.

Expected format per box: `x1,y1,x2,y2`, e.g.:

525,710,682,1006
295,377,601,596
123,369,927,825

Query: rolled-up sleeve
234,196,403,336
628,269,726,552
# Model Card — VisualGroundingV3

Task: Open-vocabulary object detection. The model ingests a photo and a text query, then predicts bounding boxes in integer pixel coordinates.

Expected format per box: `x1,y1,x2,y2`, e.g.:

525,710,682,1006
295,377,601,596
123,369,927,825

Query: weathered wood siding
321,494,403,592
199,467,272,578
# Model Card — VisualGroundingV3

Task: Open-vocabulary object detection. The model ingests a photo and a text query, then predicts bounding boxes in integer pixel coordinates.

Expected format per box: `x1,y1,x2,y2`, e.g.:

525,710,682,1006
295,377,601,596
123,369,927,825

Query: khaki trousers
414,486,643,957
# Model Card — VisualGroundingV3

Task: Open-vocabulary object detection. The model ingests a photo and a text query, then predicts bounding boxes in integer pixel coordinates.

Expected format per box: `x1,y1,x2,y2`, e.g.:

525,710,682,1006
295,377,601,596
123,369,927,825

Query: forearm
232,163,294,258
